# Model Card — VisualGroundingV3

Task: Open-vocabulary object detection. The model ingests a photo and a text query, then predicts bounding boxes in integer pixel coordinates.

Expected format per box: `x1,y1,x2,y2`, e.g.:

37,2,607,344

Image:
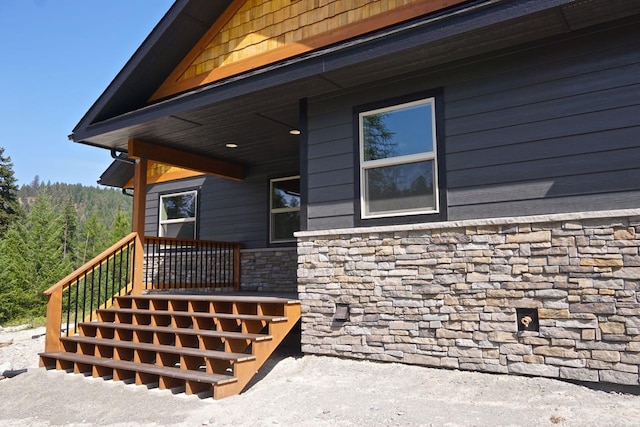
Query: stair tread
62,336,256,362
117,294,300,305
80,322,273,341
99,308,287,322
40,351,237,385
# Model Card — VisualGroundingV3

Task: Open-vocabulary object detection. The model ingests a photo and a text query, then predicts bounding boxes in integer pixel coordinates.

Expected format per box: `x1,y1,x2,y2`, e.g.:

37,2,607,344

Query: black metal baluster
74,277,80,331
111,251,117,305
90,265,96,322
65,284,71,337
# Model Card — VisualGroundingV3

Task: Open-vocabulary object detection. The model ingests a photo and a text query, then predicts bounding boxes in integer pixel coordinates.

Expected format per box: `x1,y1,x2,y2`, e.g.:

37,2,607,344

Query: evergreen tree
81,213,108,263
0,147,23,237
61,196,79,263
108,211,131,245
0,194,73,323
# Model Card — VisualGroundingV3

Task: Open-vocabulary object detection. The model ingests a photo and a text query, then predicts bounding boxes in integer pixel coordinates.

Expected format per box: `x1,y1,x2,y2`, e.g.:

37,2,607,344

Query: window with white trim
270,176,300,243
159,190,197,239
359,98,439,219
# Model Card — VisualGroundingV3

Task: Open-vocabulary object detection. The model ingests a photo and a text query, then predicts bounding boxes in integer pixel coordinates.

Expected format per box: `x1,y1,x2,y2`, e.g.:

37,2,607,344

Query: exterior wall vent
516,308,539,332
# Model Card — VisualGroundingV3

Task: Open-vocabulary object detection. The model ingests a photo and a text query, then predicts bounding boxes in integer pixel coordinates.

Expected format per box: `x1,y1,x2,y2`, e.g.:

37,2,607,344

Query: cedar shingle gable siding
151,0,467,100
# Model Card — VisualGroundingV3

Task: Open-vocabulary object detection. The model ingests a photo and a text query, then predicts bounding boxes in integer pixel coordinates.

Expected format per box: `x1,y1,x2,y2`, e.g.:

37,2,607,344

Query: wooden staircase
40,294,301,399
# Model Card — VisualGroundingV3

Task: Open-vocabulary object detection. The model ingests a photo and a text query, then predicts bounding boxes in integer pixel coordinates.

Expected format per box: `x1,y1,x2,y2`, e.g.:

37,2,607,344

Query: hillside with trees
0,147,132,324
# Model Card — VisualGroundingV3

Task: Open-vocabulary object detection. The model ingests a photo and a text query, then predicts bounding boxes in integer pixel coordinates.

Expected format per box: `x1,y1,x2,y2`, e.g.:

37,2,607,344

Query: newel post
43,288,63,354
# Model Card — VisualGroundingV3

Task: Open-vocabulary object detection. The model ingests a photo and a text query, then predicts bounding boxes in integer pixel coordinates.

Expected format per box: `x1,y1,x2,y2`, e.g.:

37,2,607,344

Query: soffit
75,0,640,170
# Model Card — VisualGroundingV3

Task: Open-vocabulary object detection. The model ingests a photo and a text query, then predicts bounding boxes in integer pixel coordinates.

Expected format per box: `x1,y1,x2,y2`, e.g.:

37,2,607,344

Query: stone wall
297,210,640,386
241,247,297,293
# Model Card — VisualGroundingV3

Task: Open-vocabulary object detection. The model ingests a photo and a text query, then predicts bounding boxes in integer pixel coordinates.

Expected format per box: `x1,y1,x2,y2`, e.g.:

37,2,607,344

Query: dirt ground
2,326,640,426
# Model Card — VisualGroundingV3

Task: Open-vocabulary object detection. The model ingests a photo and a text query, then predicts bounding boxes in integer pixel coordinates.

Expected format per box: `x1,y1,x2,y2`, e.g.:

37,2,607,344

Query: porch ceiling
71,0,640,170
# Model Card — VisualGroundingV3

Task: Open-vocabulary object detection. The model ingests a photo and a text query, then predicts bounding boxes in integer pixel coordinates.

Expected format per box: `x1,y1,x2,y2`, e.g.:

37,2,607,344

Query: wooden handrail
44,232,139,296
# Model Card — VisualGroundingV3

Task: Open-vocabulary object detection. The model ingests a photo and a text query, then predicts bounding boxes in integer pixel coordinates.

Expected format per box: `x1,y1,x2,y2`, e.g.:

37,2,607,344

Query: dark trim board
352,89,448,228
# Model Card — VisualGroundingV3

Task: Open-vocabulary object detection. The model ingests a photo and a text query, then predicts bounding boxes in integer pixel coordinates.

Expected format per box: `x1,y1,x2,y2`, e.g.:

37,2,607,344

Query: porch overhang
70,0,640,168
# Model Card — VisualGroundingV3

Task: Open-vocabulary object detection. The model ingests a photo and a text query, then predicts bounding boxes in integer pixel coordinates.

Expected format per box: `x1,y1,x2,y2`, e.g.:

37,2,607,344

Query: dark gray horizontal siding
449,190,640,221
449,169,640,206
447,126,640,170
144,156,297,249
444,24,640,102
306,17,640,231
445,19,640,218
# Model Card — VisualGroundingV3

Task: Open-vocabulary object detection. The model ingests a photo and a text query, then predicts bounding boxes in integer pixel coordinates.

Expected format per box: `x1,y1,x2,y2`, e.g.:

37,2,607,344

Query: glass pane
363,102,434,161
271,211,300,242
272,179,300,209
160,222,195,239
161,192,197,220
364,161,435,215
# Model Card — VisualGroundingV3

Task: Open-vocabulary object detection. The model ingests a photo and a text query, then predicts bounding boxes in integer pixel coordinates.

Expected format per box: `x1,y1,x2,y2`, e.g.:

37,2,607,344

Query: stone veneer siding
296,209,640,386
240,247,297,293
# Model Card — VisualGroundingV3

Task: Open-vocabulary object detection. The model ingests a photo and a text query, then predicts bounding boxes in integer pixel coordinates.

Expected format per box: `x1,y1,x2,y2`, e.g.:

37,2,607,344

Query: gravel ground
2,326,640,426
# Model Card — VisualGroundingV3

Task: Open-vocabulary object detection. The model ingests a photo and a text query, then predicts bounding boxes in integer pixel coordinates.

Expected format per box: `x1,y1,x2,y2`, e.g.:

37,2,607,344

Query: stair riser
40,295,301,399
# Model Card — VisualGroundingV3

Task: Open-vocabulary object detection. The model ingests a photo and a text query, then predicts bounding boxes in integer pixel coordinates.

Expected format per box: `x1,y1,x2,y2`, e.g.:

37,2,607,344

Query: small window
359,98,439,219
159,190,197,239
270,176,300,243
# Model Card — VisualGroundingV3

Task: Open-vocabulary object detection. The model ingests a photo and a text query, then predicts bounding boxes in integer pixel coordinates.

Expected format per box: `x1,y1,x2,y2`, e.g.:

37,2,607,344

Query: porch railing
43,233,241,352
143,236,241,291
43,232,140,352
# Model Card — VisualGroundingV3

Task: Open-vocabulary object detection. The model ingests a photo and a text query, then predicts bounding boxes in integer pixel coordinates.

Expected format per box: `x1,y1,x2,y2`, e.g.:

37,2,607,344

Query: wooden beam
128,139,244,181
131,156,148,235
123,161,205,188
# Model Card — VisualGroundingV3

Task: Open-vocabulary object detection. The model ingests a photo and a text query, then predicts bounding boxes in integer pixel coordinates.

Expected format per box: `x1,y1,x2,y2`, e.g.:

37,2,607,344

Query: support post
130,150,148,295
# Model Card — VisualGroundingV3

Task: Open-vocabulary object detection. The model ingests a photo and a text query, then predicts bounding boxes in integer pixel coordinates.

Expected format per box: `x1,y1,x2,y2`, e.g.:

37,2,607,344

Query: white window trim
270,175,300,243
359,97,439,219
158,190,198,238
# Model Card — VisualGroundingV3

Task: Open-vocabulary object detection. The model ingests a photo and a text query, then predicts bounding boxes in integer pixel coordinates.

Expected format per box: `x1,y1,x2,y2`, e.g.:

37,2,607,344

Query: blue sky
0,0,174,187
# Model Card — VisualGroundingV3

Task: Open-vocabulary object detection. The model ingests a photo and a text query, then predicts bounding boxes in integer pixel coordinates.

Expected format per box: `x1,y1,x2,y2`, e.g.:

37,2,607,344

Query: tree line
0,147,133,324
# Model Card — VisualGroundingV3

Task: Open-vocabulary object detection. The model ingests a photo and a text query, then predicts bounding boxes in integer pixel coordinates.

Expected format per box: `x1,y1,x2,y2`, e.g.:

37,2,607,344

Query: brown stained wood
117,293,300,305
123,161,205,189
128,139,245,182
41,293,301,399
131,155,147,235
40,352,237,385
98,307,287,323
151,0,469,100
43,288,63,354
44,233,137,296
83,322,272,342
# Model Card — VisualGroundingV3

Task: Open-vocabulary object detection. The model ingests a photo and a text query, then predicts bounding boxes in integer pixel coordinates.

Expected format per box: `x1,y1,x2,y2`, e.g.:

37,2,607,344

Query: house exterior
74,0,640,386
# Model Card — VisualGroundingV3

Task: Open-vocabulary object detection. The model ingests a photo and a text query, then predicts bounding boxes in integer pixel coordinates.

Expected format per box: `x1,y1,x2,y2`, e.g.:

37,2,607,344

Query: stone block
614,228,635,240
506,231,551,244
620,352,640,364
599,370,639,385
533,346,579,358
599,322,626,334
508,362,559,377
488,331,518,343
523,355,545,364
613,267,640,279
580,258,624,267
403,353,441,366
554,319,598,329
569,303,616,315
559,367,599,382
592,350,621,362
538,308,570,319
500,344,532,355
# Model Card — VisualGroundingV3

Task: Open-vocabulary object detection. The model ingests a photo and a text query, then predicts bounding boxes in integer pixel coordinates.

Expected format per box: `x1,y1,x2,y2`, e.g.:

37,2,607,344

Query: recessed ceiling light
226,143,238,148
289,129,301,135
